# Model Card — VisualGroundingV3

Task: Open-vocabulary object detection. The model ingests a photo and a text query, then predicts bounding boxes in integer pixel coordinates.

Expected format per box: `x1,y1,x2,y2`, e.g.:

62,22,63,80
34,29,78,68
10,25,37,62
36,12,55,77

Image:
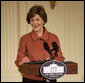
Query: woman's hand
45,57,50,60
19,57,31,65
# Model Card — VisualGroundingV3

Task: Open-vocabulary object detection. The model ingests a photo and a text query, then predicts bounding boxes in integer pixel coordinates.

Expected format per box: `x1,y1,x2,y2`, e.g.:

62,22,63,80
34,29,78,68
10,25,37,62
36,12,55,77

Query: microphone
43,42,53,60
43,42,50,53
52,42,59,53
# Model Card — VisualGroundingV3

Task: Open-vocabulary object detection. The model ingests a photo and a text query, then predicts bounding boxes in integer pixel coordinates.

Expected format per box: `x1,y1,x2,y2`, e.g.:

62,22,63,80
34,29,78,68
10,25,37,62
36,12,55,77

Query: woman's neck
36,27,44,38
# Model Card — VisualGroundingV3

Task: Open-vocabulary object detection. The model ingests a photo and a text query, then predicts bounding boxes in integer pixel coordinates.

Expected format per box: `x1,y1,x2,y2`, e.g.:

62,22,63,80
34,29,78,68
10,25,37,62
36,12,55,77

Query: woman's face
30,14,44,32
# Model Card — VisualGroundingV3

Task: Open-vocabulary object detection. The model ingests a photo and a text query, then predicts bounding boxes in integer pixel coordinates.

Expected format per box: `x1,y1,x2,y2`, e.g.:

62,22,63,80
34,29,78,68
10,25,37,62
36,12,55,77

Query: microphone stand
49,50,54,60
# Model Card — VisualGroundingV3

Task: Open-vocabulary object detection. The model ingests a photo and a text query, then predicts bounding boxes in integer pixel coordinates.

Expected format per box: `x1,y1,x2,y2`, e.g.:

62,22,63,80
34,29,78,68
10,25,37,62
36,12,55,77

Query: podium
63,61,78,74
18,61,78,75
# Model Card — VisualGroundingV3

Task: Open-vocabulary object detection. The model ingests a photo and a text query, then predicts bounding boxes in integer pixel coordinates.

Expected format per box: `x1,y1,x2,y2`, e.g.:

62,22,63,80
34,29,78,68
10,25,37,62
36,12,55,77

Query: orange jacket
15,28,65,81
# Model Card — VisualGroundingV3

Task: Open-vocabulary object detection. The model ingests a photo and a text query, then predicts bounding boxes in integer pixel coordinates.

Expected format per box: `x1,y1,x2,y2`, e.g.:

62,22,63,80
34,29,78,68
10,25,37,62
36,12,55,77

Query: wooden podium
63,61,78,74
18,61,78,75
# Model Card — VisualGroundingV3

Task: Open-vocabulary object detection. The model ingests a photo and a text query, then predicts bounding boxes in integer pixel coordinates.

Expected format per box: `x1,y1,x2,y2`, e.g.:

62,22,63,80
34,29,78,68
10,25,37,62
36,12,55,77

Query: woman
15,5,65,82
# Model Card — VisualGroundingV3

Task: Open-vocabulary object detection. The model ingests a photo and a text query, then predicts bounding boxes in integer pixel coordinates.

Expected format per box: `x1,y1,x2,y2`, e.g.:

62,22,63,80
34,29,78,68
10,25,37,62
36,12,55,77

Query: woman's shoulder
20,32,31,40
48,31,59,39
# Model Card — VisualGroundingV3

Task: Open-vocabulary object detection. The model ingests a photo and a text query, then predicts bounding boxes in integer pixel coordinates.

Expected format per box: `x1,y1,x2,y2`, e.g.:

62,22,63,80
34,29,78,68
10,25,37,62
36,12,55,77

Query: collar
31,27,49,41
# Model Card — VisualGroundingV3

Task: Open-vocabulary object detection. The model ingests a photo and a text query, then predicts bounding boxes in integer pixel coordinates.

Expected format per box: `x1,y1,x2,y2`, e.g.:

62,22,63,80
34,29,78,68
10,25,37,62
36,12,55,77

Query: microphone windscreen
43,42,50,53
52,42,59,52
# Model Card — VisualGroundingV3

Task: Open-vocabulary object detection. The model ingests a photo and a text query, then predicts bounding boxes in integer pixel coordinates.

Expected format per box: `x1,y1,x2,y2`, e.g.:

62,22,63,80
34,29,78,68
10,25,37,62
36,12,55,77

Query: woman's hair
26,5,47,25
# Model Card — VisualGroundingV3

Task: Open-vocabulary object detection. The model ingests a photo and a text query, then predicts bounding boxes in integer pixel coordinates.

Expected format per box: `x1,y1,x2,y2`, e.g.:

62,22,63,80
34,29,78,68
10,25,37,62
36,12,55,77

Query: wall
1,1,22,82
1,1,84,82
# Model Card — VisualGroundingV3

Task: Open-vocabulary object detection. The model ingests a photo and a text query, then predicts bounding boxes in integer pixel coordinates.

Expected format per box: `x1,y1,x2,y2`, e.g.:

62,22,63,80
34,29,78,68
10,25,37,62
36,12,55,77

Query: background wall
1,1,84,82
